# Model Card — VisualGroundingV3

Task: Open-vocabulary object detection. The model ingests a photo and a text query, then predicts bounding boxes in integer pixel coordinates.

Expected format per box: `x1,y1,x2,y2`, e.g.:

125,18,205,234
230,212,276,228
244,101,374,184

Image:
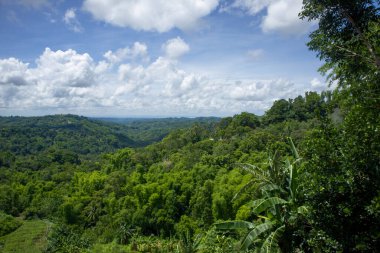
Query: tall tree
301,1,380,251
301,0,379,109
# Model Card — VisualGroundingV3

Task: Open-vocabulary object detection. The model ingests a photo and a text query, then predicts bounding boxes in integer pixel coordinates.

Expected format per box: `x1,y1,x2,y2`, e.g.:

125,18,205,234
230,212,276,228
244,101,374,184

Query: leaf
249,197,288,215
236,163,271,183
232,179,257,202
240,222,273,251
288,137,299,159
297,205,309,216
259,183,285,194
235,162,258,175
261,225,285,253
257,214,270,220
215,220,254,230
286,159,295,200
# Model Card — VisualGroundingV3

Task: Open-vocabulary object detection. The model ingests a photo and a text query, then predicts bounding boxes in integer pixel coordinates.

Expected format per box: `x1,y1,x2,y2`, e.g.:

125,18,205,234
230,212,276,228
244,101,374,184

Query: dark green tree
263,99,291,125
301,0,380,108
301,1,380,251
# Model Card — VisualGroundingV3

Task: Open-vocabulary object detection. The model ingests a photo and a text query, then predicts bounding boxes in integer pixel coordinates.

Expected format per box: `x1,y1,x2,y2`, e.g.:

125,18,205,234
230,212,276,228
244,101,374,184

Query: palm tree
215,138,309,252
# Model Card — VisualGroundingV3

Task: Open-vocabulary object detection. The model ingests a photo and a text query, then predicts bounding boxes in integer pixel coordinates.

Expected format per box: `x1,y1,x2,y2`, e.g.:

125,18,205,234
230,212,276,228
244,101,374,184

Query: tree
231,112,261,129
215,139,311,252
190,180,214,227
300,0,380,109
263,99,291,125
301,1,380,251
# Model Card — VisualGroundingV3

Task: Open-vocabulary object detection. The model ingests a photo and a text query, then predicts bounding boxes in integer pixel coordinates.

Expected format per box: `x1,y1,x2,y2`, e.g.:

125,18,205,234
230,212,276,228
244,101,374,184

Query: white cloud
229,79,294,101
162,37,190,60
0,58,31,107
35,48,95,88
0,44,307,116
261,0,311,35
104,42,149,64
63,8,83,32
228,0,313,35
63,8,75,21
82,0,219,32
310,77,327,91
117,64,148,94
0,58,30,86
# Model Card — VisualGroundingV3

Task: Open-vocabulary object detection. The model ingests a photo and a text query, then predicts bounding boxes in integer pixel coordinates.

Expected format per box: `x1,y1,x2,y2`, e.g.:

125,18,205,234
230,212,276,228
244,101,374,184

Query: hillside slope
0,115,136,157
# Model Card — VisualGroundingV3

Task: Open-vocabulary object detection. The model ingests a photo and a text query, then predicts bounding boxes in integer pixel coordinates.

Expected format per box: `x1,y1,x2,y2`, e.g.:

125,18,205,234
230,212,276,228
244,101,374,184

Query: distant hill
95,117,221,144
0,115,220,157
0,115,137,157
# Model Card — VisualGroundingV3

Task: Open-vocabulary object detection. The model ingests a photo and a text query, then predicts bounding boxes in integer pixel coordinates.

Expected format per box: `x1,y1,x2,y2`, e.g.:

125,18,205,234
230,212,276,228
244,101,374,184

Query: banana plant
215,138,309,252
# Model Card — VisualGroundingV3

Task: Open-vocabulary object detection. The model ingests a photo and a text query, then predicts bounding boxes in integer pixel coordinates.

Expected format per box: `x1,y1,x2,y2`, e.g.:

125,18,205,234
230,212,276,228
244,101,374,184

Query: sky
0,0,328,117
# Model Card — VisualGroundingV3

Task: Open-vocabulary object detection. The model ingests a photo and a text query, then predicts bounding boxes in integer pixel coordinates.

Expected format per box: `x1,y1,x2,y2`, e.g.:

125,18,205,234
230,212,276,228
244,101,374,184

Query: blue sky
0,0,327,117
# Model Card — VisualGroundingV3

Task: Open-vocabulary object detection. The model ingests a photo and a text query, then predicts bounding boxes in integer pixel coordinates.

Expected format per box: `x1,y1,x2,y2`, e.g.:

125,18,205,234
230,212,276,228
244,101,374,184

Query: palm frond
232,179,257,202
258,183,286,195
249,197,288,215
287,137,299,159
261,225,285,253
240,222,273,251
235,163,271,184
215,220,254,230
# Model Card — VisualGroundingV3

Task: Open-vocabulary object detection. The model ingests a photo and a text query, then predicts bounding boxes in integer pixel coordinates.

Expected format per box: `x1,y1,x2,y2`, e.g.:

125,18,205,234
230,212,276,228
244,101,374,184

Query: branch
328,43,374,63
340,8,380,70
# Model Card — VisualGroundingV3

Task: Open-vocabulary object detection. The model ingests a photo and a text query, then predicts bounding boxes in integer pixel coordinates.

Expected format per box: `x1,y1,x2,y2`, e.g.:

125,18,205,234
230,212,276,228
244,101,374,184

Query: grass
0,220,51,253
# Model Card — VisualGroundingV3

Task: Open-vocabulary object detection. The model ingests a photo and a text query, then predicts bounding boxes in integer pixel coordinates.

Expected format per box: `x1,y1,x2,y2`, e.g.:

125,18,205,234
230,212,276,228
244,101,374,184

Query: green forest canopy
0,0,379,252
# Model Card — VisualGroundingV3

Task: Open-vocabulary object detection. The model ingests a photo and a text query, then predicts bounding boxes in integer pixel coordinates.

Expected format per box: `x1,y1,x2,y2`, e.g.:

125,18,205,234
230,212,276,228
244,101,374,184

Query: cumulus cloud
0,40,305,116
35,48,95,88
261,0,311,35
117,64,149,94
0,48,107,110
63,8,83,32
104,42,149,64
162,37,190,60
310,77,327,91
82,0,219,32
229,79,294,101
228,0,313,35
0,58,31,107
0,58,30,86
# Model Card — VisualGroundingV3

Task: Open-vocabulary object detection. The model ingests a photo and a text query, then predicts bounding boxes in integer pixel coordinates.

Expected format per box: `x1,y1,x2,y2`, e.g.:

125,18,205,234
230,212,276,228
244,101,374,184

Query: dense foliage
1,91,333,252
0,115,219,158
96,117,221,145
0,211,22,237
300,1,380,251
0,115,136,158
1,1,379,252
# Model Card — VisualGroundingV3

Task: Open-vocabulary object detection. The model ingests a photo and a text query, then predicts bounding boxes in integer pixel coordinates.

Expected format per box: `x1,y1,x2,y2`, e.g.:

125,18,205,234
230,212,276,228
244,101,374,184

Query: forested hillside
0,90,344,252
95,117,221,145
0,115,219,162
0,115,136,157
0,87,379,252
